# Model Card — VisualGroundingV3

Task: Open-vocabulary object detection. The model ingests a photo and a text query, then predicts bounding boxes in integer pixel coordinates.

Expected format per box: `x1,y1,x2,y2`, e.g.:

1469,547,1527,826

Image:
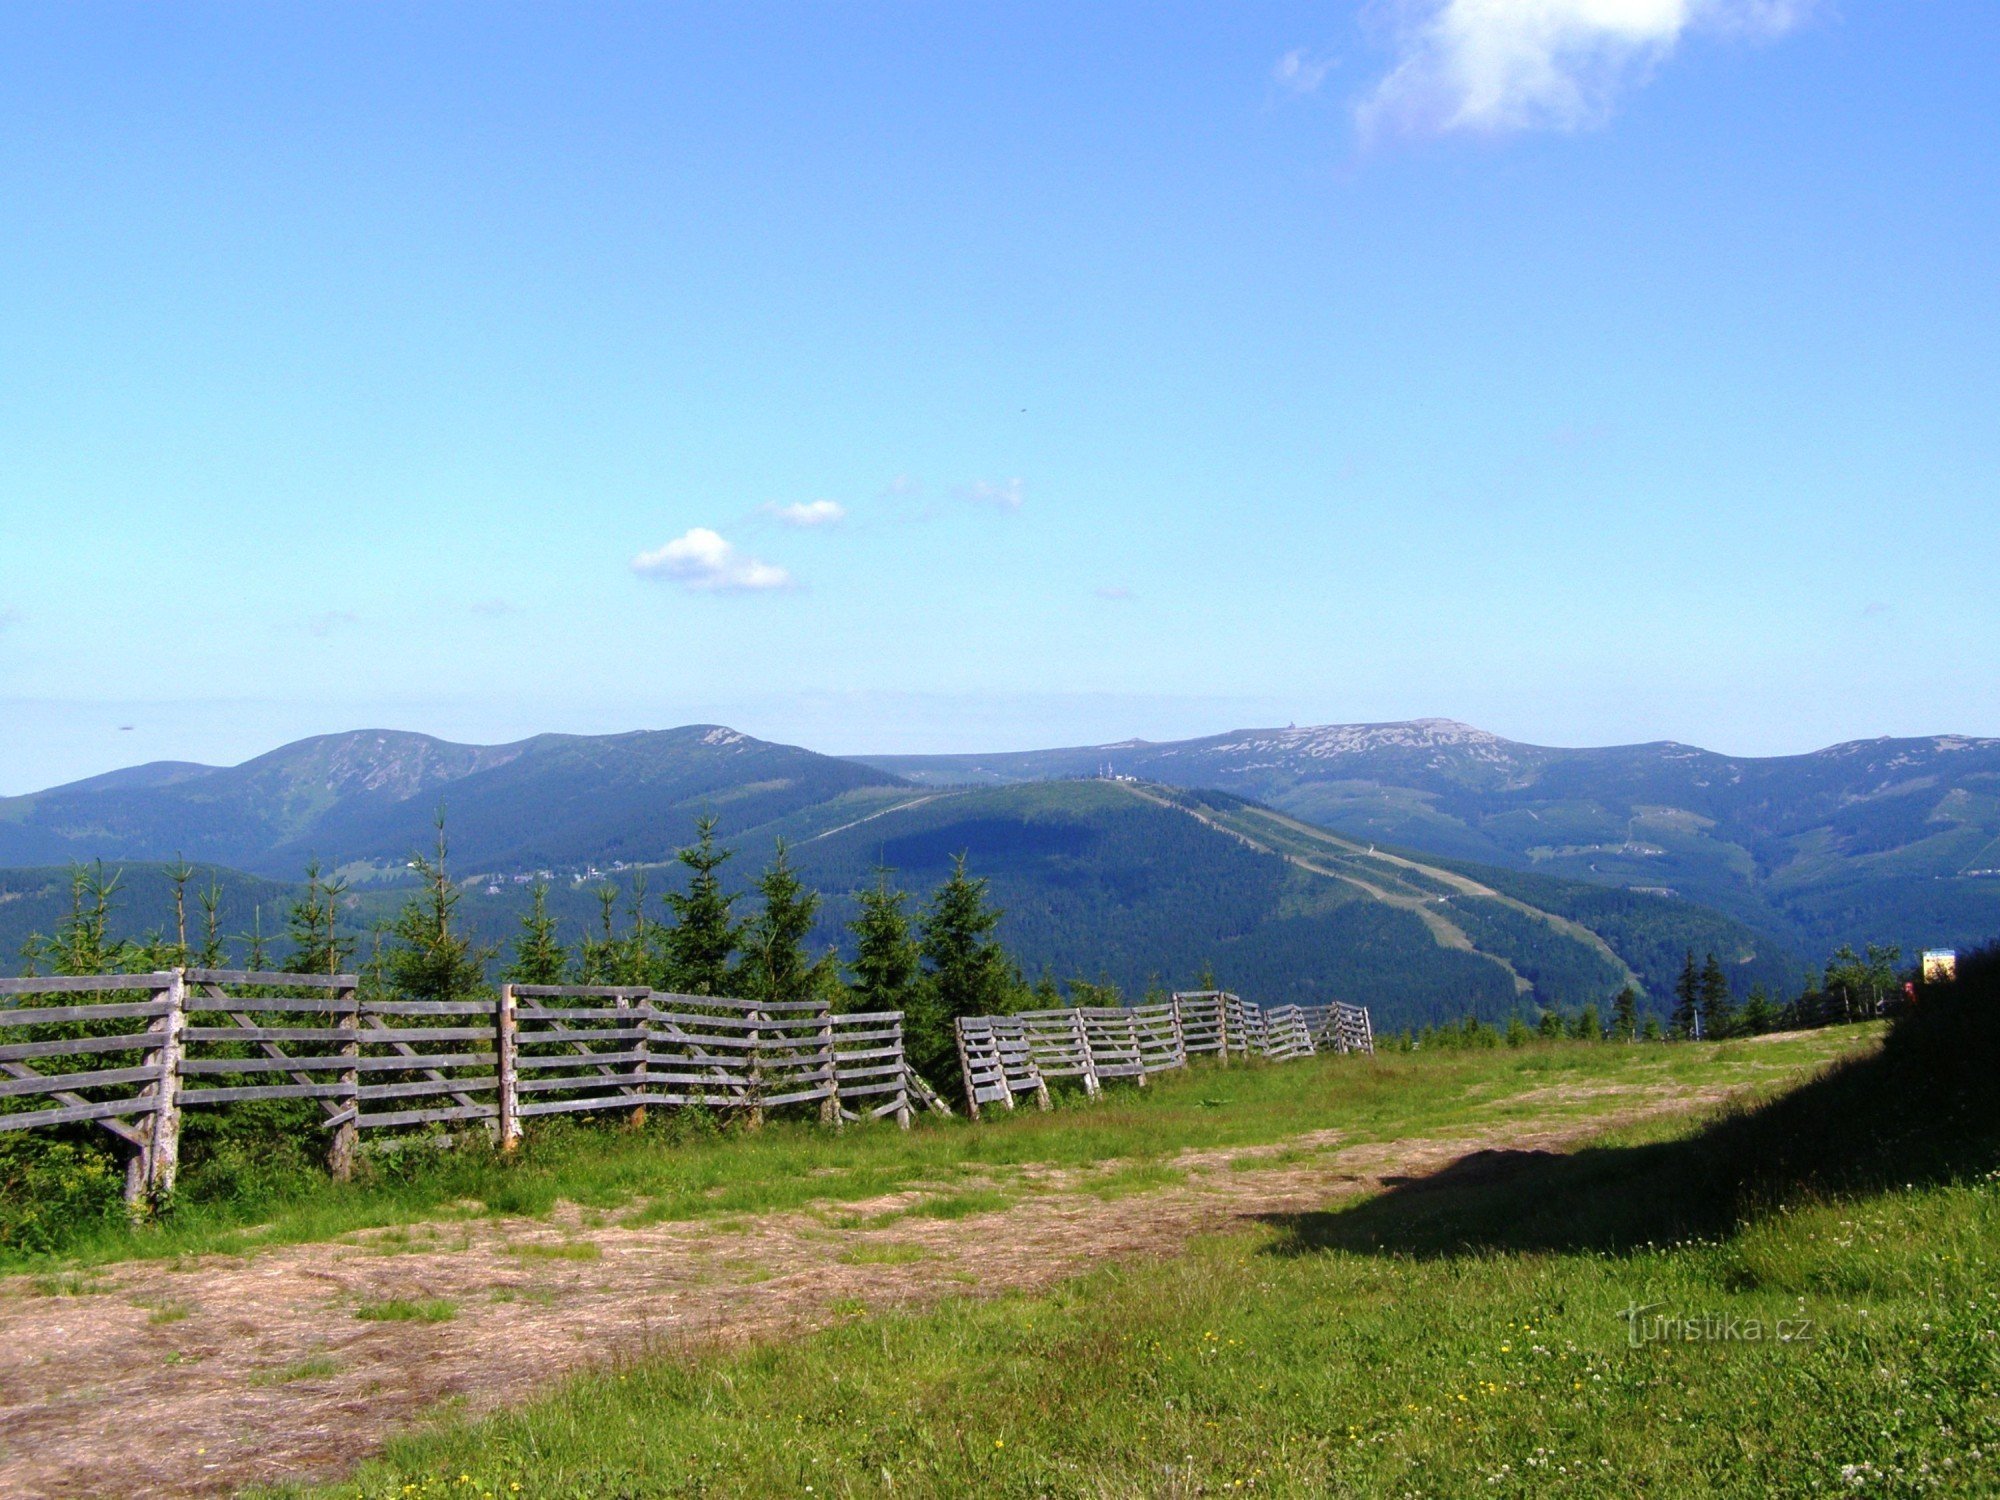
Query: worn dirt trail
1,1082,1736,1500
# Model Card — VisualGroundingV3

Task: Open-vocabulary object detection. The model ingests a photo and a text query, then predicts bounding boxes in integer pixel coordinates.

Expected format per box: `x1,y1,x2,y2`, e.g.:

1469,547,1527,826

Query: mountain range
3,719,1992,1021
862,720,2000,959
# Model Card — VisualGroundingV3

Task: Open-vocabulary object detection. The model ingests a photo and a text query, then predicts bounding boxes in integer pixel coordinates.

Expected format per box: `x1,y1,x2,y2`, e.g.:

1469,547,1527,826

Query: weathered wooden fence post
1071,1007,1101,1097
143,968,187,1202
817,1001,842,1130
329,977,360,1180
620,991,648,1129
954,1016,980,1121
747,1005,766,1130
892,1014,913,1130
496,983,521,1153
1169,992,1188,1068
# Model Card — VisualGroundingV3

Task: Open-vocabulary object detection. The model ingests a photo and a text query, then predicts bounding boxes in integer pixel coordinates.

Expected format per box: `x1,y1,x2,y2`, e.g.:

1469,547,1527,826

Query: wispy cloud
1273,48,1336,95
632,528,795,593
1095,586,1135,603
766,499,847,529
881,474,924,500
471,598,519,617
1357,0,1814,140
956,478,1026,511
0,606,20,634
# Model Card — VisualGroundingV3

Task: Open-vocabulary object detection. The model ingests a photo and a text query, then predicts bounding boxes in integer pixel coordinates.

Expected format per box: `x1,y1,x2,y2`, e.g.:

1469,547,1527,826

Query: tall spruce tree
26,863,124,976
194,877,226,970
380,815,489,1004
286,860,354,976
1610,986,1640,1041
1670,951,1702,1039
576,885,621,985
663,816,740,996
1740,983,1776,1036
504,882,569,986
849,871,921,1014
1699,953,1736,1039
738,841,832,1008
913,855,1012,1080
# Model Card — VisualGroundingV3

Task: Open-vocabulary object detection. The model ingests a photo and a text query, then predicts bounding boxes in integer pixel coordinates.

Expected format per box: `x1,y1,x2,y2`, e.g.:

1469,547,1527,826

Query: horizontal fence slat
187,969,358,989
187,997,346,1015
356,1076,499,1103
0,1063,160,1100
0,1031,161,1063
360,1001,495,1016
514,1094,647,1120
514,1050,644,1072
356,1101,496,1130
0,973,172,996
180,1025,360,1044
512,1072,645,1096
0,999,174,1026
0,1095,159,1130
177,1082,349,1106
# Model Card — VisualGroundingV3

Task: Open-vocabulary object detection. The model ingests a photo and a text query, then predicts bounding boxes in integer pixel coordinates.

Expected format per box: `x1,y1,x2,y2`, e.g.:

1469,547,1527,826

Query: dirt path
0,1083,1738,1499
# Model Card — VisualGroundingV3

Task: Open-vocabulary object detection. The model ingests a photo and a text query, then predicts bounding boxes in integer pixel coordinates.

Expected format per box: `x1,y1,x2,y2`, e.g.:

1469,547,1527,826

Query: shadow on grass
1259,949,2000,1261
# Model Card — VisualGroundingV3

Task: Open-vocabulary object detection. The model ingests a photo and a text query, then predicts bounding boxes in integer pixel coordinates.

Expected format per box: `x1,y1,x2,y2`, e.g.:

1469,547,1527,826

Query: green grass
249,1354,339,1387
354,1297,457,1323
502,1240,602,1262
277,1181,2000,1499
1,1029,1865,1272
261,986,2000,1500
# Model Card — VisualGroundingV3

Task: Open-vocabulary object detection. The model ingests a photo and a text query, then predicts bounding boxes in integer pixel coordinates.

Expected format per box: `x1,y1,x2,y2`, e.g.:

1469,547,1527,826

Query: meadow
250,980,1994,1500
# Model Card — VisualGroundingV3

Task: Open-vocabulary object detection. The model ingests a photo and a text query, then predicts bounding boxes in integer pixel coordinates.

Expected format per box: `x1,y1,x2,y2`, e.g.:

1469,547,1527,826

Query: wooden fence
954,990,1374,1119
0,970,945,1204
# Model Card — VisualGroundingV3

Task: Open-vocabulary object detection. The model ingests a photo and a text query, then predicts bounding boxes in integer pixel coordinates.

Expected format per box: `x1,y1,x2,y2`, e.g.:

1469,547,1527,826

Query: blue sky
2,2,1995,792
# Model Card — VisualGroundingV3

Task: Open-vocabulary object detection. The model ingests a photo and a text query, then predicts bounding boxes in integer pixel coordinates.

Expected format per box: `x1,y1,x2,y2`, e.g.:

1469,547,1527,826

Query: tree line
1383,942,1918,1052
15,814,1141,1090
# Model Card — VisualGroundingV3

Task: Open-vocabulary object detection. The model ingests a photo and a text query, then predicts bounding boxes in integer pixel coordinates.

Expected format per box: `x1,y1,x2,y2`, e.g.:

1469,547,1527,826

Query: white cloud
1273,48,1336,95
1356,0,1814,139
632,528,795,593
471,598,520,617
956,478,1026,511
767,499,847,529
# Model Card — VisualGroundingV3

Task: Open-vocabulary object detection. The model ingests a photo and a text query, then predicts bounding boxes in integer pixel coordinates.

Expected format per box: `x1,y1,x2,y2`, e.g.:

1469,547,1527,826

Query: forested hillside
860,720,2000,958
0,780,1796,1030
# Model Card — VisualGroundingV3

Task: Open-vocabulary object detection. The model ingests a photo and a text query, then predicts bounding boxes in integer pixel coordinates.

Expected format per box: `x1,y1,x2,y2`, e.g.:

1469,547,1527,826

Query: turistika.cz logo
1617,1301,1817,1348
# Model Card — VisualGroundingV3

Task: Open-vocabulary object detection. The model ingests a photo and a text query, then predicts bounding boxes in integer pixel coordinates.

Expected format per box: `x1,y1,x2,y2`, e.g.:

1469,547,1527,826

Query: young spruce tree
1610,986,1640,1042
913,855,1013,1080
849,870,921,1014
286,860,354,976
504,882,570,987
1670,951,1702,1039
381,816,489,1004
1699,953,1736,1039
737,841,833,1008
663,816,740,996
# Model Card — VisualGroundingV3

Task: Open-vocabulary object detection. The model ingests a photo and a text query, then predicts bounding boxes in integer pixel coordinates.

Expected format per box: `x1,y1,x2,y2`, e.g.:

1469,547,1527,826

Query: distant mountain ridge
5,716,1994,966
859,721,2000,958
0,726,900,879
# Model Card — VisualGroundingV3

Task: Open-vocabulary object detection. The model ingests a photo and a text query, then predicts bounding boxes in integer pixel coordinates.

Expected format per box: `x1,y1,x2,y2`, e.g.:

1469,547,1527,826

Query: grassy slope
260,977,2000,1500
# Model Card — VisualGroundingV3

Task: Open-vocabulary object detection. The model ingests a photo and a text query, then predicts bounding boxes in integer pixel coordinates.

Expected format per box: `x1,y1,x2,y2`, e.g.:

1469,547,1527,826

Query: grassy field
274,1174,1998,1499
248,986,2000,1500
5,1028,1858,1272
